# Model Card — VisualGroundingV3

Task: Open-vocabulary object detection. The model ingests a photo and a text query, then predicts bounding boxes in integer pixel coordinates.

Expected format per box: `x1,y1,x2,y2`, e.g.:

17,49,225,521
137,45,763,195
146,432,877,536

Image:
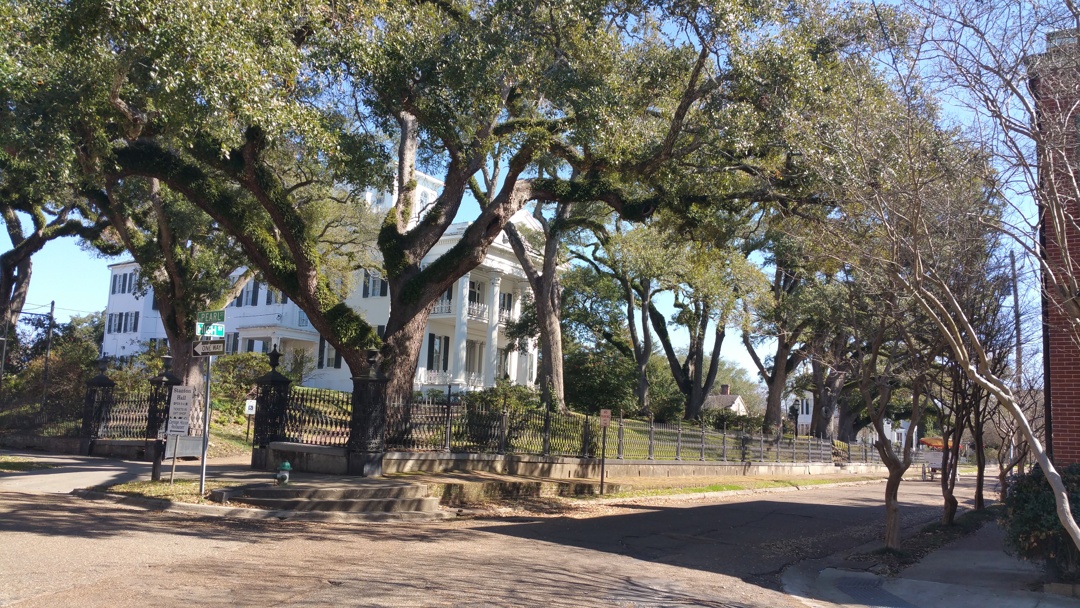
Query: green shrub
1002,464,1080,582
702,408,766,433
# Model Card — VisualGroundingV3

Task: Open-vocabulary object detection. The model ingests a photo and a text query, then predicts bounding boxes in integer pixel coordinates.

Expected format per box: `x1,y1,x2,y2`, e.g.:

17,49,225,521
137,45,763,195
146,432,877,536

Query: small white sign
167,386,196,436
245,399,257,415
169,386,195,417
166,417,190,436
599,409,612,428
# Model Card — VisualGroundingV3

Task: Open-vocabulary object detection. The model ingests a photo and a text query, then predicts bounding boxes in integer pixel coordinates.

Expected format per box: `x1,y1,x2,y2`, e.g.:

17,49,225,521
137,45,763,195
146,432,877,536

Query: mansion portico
101,173,540,395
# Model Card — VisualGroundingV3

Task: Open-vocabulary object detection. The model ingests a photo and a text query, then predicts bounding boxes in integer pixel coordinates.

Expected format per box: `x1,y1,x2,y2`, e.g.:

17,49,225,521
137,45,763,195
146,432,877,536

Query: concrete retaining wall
0,434,82,454
254,443,889,478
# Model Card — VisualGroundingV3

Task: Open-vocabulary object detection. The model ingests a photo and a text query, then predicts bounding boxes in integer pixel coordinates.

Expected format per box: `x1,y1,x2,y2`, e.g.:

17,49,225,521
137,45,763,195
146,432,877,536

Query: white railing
467,302,489,320
431,299,452,315
424,369,452,385
465,372,484,387
498,308,515,324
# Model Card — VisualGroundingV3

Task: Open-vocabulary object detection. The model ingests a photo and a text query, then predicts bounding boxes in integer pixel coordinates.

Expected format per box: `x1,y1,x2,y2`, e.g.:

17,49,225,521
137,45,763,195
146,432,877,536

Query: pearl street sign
196,310,226,325
192,339,226,357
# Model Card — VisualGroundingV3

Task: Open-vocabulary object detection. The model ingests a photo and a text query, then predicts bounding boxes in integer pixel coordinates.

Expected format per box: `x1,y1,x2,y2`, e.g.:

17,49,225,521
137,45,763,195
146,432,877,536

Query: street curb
70,489,458,523
587,477,888,506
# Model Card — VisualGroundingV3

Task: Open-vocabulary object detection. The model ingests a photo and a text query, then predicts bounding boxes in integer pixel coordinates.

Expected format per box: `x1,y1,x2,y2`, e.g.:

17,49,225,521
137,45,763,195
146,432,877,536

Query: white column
484,276,501,386
417,323,430,385
515,287,530,384
451,273,470,384
507,285,522,384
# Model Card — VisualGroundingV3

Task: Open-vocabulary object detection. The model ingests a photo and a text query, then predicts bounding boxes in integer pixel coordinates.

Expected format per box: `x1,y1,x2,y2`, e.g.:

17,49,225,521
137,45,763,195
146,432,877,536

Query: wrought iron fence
268,391,875,465
282,388,351,447
96,392,154,439
0,397,84,437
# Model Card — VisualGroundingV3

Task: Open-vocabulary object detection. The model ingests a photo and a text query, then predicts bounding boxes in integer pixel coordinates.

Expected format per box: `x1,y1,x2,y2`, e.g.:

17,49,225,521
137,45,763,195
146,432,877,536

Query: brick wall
1034,39,1080,464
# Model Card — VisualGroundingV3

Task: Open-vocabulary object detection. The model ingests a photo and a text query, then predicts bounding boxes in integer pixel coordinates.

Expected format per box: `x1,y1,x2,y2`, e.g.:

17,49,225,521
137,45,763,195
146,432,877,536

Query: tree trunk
0,256,31,329
763,341,788,431
973,429,986,510
536,289,566,413
382,307,431,405
884,469,904,549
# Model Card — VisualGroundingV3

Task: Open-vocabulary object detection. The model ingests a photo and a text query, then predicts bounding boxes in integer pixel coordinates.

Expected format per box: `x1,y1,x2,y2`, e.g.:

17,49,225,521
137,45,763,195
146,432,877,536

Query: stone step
241,484,429,501
232,496,442,513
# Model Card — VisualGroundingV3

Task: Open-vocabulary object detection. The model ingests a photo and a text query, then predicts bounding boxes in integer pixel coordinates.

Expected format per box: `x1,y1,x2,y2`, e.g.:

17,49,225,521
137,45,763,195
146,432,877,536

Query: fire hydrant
275,460,292,485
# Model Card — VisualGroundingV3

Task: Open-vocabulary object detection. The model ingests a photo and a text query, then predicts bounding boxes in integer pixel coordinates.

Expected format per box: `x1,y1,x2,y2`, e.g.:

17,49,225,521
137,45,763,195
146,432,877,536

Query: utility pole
1010,250,1023,466
39,301,55,410
1010,250,1023,386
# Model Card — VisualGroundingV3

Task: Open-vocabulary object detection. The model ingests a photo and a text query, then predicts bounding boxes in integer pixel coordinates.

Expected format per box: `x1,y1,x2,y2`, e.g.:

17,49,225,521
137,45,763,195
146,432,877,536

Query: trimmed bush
1002,463,1080,582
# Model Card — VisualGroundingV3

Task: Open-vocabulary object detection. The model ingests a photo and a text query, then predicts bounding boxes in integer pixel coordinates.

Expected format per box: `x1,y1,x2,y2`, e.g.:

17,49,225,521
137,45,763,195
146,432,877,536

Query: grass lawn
207,417,253,459
94,479,234,504
0,454,57,473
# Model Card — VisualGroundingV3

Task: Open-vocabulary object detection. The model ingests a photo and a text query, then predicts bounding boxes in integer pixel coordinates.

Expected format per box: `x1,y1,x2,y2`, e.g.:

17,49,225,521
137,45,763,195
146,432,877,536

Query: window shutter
334,350,342,369
266,288,274,305
377,325,385,338
250,281,261,306
362,271,370,298
427,334,435,370
246,339,255,353
318,337,325,369
151,294,159,310
106,314,112,334
380,278,388,297
111,275,118,294
120,273,128,294
132,312,139,332
235,288,244,307
122,312,129,333
282,295,288,305
442,336,450,371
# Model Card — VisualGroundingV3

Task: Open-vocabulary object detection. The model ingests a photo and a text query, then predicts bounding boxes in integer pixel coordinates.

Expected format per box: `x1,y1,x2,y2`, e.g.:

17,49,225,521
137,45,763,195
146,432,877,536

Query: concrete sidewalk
0,449,263,494
784,518,1079,608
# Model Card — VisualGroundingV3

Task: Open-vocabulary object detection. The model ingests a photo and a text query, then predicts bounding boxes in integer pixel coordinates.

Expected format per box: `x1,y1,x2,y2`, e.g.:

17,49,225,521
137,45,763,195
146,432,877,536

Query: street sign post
245,399,257,442
192,340,226,357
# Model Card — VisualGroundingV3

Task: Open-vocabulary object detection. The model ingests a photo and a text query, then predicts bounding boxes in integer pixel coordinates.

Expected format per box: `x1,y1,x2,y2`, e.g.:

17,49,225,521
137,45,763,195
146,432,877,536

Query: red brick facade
1034,34,1080,464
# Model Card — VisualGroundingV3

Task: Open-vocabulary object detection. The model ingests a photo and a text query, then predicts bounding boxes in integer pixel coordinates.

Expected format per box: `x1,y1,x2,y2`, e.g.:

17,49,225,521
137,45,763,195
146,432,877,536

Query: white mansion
101,174,540,394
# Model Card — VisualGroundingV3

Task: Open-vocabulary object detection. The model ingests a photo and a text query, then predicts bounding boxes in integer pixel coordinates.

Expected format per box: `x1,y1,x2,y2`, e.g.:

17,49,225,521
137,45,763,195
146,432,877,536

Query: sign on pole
599,409,612,428
192,340,226,357
167,386,196,436
196,310,226,325
196,322,225,339
244,399,257,415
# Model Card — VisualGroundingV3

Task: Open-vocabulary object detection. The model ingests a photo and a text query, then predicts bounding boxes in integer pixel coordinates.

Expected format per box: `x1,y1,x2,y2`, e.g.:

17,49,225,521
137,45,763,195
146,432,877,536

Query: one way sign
192,340,226,357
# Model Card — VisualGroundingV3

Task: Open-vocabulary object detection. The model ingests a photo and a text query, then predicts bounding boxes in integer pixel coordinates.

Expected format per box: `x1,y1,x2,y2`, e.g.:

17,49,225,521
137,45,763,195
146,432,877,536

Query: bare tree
904,0,1080,550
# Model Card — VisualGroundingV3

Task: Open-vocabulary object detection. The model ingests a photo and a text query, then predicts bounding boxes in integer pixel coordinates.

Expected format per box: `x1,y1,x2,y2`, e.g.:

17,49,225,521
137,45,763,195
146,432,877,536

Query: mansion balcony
467,301,489,321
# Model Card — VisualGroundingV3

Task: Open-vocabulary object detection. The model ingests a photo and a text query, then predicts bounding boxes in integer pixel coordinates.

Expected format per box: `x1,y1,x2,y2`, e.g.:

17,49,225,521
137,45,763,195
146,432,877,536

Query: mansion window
427,334,450,372
362,271,388,298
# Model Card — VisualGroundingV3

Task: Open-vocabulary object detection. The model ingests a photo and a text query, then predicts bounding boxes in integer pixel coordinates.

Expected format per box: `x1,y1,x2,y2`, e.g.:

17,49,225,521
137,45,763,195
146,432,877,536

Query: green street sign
196,322,225,339
197,310,225,324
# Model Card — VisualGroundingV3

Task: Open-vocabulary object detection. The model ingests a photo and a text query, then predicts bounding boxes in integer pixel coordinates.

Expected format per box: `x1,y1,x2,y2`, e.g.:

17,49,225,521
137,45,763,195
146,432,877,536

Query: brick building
1033,30,1080,464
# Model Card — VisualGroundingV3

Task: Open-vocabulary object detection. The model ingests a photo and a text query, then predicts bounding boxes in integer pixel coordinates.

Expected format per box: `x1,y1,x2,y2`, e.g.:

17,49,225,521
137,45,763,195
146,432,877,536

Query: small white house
101,174,541,395
703,384,748,415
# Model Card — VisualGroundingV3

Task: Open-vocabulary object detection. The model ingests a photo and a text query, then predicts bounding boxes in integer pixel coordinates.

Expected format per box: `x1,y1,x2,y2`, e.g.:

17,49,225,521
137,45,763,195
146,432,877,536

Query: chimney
720,384,730,395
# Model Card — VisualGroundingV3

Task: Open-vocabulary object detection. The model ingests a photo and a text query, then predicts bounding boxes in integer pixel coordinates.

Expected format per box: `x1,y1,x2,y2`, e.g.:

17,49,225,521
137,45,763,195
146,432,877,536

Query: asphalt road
0,476,969,607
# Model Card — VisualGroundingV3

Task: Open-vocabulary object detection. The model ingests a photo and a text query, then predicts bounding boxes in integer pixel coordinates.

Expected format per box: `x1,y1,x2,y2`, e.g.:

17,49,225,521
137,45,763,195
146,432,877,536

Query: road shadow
470,493,953,587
